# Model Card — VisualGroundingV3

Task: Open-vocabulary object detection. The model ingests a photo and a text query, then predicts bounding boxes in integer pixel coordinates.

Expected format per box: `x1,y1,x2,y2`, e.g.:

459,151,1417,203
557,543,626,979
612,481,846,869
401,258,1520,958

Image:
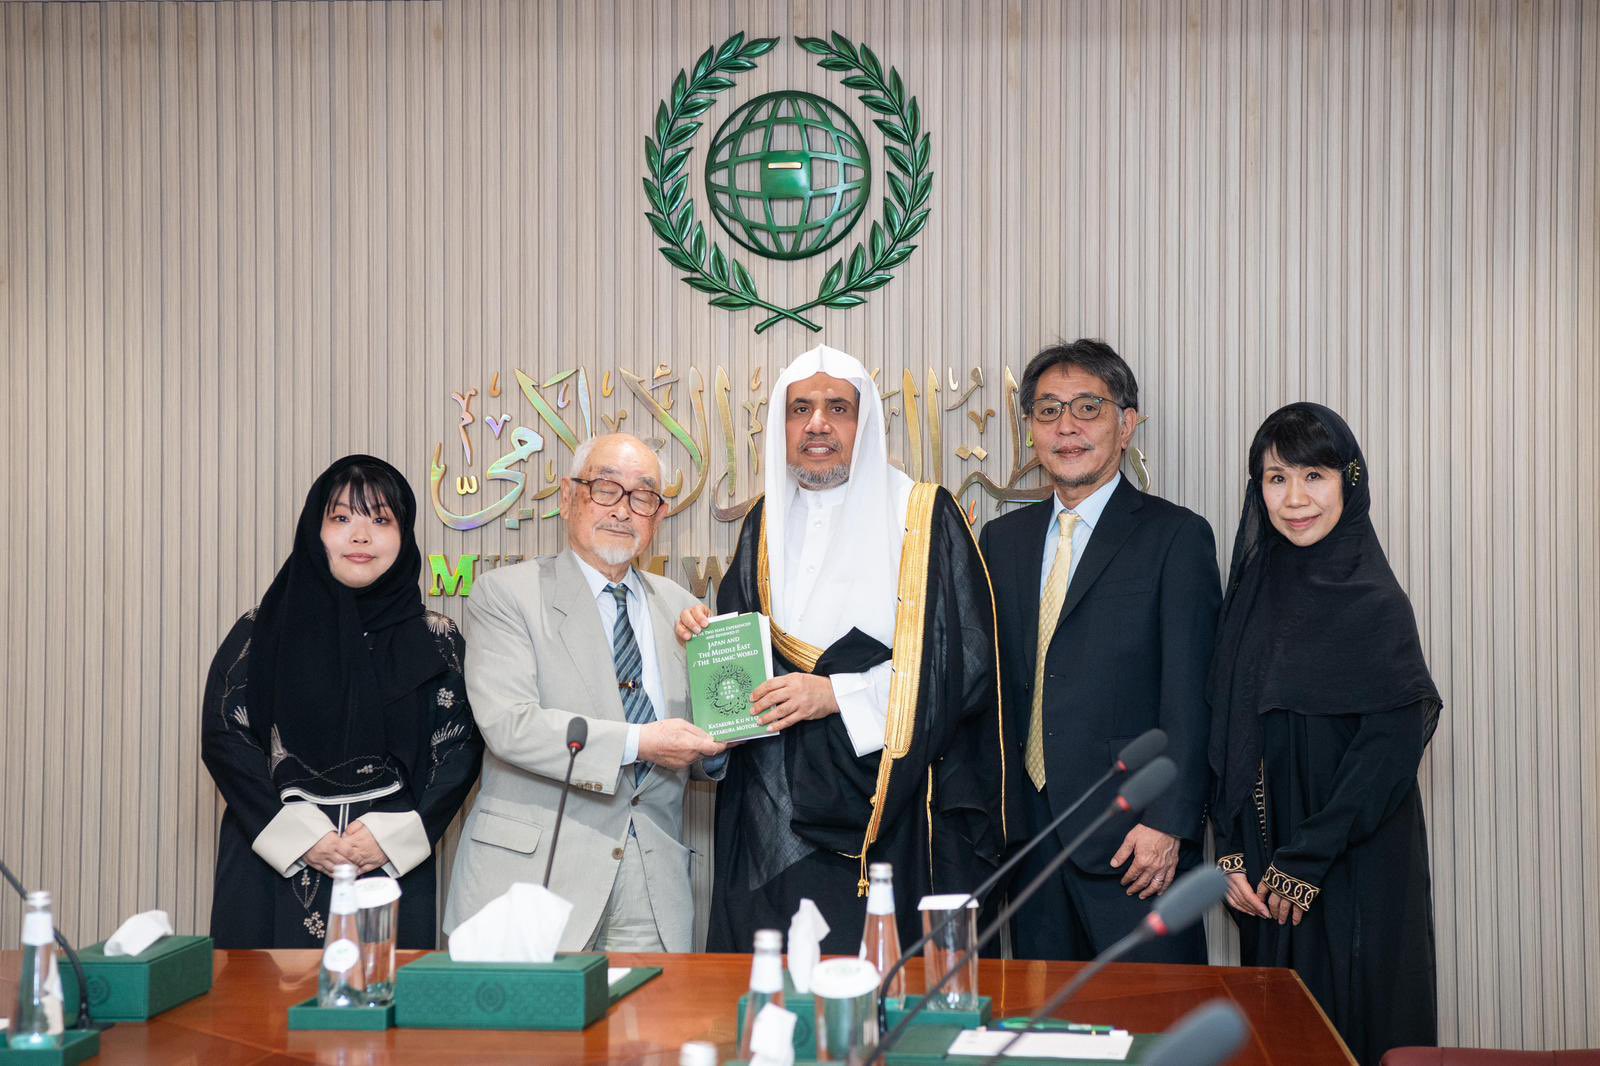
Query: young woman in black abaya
1209,404,1440,1066
202,456,483,948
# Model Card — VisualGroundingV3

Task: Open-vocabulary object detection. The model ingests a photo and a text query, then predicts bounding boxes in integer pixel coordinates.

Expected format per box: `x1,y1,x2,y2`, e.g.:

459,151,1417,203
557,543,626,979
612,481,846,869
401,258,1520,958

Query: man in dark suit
979,339,1220,963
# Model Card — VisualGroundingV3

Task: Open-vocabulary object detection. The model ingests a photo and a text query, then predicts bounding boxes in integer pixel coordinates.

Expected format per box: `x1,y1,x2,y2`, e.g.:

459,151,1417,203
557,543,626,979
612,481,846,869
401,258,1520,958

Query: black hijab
1208,404,1441,827
247,455,447,806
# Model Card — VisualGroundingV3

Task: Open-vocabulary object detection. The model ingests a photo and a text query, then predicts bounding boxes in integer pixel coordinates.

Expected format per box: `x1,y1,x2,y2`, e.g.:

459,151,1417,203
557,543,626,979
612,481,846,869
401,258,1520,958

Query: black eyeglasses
1027,394,1122,424
571,476,664,517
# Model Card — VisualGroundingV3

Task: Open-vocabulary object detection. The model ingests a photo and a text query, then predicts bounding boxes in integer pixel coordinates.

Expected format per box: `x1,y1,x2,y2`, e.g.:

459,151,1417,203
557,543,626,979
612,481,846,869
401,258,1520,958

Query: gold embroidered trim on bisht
1217,853,1245,875
853,483,940,893
1261,864,1319,911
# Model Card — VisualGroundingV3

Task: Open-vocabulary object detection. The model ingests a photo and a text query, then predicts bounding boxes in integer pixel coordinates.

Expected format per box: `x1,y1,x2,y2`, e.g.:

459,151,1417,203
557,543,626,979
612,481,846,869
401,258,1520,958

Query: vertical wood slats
0,0,1594,1050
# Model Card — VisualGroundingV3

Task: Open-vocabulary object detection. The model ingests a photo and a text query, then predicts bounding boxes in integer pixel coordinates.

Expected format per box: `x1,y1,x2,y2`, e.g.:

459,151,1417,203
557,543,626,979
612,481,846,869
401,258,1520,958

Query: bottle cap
753,928,783,951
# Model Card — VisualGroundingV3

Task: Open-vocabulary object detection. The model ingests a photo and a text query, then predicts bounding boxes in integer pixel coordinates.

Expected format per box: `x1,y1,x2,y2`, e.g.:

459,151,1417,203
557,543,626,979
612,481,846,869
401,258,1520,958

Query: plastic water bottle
736,928,785,1060
317,864,365,1007
10,890,64,1048
859,862,905,999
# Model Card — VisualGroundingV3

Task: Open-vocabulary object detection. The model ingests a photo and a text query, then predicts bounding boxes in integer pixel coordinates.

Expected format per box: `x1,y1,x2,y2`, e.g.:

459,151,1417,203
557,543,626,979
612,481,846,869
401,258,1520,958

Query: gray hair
568,434,673,488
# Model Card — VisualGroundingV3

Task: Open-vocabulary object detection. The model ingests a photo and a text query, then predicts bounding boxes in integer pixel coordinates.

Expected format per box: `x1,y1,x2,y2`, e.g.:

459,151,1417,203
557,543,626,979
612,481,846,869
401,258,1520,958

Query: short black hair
323,460,407,522
1248,406,1344,481
1019,338,1139,413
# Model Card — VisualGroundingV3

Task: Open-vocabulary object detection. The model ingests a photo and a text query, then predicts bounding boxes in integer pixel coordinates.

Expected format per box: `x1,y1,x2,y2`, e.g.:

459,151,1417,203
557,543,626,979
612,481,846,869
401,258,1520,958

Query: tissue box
735,972,817,1058
288,998,396,1031
394,952,609,1031
0,1030,102,1066
884,994,993,1029
58,935,214,1022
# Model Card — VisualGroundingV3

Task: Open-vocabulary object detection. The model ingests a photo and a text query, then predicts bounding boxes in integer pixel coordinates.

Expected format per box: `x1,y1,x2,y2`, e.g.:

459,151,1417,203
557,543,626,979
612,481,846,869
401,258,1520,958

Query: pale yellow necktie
1026,511,1081,791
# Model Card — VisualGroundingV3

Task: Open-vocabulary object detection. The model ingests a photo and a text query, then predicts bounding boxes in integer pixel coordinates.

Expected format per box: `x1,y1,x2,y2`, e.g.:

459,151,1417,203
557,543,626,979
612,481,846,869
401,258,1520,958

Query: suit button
631,796,641,806
612,847,624,860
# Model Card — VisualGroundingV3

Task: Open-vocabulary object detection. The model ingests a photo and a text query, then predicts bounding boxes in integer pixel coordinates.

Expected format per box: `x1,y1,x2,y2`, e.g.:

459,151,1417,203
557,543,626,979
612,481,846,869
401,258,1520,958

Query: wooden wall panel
0,0,1594,1049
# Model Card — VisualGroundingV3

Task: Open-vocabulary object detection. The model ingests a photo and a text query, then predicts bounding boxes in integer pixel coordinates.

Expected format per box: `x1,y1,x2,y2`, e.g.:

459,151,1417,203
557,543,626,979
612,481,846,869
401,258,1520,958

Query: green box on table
57,935,214,1023
394,952,609,1031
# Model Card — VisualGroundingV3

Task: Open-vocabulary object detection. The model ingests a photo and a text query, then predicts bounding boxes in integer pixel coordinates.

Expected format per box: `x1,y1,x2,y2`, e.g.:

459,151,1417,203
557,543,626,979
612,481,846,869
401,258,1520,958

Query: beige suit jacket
442,549,713,951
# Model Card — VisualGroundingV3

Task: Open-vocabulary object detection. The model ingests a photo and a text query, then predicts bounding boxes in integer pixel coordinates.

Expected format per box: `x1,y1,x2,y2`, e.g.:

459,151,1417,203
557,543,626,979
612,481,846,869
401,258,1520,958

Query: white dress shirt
1039,473,1122,597
573,555,664,766
785,484,893,758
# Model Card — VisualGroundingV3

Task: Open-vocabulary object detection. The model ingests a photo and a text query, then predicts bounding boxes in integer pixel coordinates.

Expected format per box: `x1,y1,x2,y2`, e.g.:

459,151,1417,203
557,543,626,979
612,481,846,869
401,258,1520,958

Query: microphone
870,756,1177,1062
542,717,589,889
0,857,109,1033
1139,1001,1249,1066
981,866,1229,1065
873,729,1167,1018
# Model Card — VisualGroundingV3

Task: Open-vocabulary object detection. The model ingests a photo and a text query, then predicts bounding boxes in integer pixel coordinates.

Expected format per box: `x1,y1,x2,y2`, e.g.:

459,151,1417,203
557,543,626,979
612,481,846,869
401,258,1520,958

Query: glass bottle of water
860,862,905,999
736,928,786,1060
10,890,64,1048
317,864,365,1008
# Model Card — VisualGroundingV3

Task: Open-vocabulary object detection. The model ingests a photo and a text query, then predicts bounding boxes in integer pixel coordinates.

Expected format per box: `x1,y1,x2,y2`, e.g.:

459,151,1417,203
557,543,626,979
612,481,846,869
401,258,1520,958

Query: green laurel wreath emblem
643,32,933,334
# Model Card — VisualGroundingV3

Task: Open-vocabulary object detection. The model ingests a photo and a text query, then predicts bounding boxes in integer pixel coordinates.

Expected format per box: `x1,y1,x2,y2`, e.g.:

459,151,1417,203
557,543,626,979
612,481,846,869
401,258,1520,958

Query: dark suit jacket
979,476,1220,870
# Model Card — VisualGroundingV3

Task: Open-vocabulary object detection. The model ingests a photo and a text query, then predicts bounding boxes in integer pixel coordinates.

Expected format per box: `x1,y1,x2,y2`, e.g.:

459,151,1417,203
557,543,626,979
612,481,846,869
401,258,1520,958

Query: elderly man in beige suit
443,433,726,952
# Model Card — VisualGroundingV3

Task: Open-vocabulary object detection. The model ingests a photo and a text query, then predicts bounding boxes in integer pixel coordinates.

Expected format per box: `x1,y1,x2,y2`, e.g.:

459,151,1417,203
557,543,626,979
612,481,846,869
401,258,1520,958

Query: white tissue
786,898,831,994
749,1002,798,1066
104,910,174,957
447,882,572,963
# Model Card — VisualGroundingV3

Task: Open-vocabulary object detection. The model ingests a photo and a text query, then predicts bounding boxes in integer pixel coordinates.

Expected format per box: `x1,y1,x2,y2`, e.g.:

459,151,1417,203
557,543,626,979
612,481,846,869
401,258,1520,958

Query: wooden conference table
1,949,1356,1064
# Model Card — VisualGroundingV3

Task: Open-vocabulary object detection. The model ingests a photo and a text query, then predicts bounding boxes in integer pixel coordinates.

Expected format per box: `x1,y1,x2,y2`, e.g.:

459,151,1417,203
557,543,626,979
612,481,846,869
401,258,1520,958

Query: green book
687,612,777,744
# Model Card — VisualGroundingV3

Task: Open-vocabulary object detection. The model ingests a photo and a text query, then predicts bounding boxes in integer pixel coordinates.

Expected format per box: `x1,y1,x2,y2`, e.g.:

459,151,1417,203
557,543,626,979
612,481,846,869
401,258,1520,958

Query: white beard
788,461,850,490
594,541,638,566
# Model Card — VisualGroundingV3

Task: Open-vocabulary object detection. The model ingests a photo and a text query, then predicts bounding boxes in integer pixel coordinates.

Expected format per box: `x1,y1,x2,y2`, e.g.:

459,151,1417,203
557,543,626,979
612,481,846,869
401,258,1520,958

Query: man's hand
301,831,360,877
638,719,727,769
1109,824,1180,899
1256,881,1306,926
340,820,391,876
750,673,839,732
674,605,713,644
1225,872,1272,917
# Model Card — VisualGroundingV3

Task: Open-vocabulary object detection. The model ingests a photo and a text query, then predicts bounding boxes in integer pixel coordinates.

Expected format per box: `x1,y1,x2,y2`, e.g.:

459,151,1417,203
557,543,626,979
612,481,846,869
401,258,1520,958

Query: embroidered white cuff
252,803,337,878
359,810,431,879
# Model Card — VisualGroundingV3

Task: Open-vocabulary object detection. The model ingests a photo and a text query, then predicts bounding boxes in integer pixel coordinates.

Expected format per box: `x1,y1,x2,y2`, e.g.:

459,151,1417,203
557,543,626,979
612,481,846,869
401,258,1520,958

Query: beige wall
2,0,1595,1050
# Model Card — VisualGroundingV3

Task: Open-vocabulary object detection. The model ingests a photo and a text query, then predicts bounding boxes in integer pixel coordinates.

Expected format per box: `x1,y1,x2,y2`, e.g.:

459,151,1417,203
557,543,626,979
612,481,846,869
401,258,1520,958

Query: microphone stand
0,857,109,1033
543,739,584,889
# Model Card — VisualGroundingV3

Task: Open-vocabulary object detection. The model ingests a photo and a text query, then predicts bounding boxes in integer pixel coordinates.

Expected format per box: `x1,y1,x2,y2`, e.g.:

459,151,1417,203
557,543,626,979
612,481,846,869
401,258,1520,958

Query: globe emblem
705,91,871,261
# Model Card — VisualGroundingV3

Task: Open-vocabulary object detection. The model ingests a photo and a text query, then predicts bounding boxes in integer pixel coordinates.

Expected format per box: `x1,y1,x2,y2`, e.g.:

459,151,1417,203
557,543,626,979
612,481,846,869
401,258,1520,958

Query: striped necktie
1026,511,1081,791
607,582,656,785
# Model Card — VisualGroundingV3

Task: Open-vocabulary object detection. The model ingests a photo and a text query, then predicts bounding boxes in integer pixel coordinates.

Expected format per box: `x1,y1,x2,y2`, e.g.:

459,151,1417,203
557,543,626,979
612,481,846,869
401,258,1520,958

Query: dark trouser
1006,779,1206,964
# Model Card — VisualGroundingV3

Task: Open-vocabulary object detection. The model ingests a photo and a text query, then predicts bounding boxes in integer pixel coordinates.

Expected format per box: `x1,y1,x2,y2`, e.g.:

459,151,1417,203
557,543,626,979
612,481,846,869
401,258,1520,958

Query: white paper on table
607,968,631,987
946,1028,1135,1060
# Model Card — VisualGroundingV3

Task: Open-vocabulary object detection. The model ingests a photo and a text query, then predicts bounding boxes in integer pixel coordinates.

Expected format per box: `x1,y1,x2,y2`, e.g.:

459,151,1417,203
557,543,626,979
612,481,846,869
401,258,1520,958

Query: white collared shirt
785,484,892,758
573,554,664,765
1039,473,1121,597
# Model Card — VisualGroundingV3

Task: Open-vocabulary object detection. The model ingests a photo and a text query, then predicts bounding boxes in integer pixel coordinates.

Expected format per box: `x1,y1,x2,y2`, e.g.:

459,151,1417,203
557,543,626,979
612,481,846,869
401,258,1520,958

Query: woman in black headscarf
1208,404,1440,1065
202,456,483,948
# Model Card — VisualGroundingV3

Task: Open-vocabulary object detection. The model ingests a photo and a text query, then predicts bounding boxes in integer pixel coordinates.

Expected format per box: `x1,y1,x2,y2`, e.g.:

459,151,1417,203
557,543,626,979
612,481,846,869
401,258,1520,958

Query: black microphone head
566,717,588,752
1114,755,1176,813
1147,866,1228,936
1138,1001,1248,1066
1115,729,1167,773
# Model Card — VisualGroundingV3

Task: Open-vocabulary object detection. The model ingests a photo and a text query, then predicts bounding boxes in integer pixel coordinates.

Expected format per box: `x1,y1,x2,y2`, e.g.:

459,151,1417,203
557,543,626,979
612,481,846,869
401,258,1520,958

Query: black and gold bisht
707,484,1007,955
